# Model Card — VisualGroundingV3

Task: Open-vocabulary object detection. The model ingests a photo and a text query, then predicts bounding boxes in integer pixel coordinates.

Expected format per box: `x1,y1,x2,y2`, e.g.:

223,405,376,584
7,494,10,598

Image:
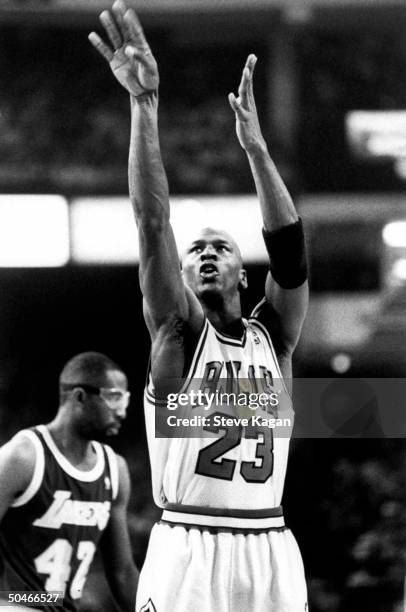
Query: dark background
0,2,405,610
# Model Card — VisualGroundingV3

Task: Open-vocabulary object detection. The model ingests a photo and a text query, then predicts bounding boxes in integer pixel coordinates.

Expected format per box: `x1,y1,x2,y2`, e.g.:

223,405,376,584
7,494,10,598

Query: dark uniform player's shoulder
0,430,38,499
4,430,37,468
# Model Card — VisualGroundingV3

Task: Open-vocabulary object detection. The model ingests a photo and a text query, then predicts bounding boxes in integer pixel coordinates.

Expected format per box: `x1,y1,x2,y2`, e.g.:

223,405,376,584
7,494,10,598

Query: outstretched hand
89,0,159,97
229,55,266,154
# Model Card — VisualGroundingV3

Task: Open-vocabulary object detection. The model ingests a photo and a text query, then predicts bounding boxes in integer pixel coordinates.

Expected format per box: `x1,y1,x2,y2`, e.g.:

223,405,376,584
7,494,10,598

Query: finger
238,55,257,105
228,93,245,117
124,8,150,50
246,54,257,98
88,32,114,62
112,0,127,13
99,10,122,50
112,0,132,42
245,53,257,72
125,44,152,67
238,66,250,105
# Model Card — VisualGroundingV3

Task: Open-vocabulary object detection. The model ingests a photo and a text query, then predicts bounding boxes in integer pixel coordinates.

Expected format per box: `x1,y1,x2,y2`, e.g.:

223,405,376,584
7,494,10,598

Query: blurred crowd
0,16,405,612
0,27,404,195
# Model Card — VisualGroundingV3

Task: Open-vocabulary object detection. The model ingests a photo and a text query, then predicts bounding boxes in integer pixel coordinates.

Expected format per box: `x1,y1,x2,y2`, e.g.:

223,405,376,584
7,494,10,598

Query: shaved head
183,227,243,265
181,226,248,306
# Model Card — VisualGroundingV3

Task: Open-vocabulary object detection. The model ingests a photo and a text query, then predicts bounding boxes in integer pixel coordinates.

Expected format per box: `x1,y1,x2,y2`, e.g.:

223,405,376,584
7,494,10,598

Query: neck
46,414,91,463
201,292,243,333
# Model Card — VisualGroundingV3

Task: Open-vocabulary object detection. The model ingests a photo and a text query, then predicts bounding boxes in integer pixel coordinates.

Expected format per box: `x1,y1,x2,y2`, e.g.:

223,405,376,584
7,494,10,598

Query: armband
262,217,308,289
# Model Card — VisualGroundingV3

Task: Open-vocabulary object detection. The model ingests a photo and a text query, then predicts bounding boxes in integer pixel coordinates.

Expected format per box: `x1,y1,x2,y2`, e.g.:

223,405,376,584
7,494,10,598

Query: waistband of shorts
160,503,285,532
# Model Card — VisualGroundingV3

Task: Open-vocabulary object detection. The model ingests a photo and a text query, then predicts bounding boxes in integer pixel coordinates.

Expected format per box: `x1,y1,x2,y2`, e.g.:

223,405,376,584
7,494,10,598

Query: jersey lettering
34,538,96,599
33,491,111,531
195,412,274,482
201,361,275,396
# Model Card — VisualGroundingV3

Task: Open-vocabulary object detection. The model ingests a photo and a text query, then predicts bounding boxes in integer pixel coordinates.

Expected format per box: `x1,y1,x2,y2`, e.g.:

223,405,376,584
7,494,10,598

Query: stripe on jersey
37,425,105,482
161,504,285,531
104,445,119,500
214,322,247,347
164,503,283,518
249,317,291,400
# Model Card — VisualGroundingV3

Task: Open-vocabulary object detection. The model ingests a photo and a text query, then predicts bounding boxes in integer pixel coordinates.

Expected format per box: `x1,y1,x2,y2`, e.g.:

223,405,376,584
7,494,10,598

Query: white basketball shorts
136,506,308,612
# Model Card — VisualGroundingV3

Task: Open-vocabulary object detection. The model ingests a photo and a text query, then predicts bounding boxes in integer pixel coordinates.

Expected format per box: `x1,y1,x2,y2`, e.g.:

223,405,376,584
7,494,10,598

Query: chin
90,430,112,443
198,286,225,308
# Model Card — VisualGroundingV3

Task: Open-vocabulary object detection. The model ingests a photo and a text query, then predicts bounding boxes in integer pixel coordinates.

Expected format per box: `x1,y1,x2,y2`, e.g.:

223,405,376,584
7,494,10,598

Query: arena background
0,0,405,610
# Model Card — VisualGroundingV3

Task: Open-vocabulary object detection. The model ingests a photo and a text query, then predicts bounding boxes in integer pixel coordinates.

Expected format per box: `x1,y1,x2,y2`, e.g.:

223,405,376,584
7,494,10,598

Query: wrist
245,139,268,159
130,89,158,106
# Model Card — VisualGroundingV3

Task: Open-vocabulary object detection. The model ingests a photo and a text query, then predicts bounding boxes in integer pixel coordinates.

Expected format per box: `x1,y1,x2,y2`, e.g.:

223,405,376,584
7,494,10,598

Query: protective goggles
61,383,130,412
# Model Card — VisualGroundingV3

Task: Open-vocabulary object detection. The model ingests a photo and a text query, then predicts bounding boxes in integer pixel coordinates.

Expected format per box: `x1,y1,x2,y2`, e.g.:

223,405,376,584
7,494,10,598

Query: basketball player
0,352,138,611
90,2,309,610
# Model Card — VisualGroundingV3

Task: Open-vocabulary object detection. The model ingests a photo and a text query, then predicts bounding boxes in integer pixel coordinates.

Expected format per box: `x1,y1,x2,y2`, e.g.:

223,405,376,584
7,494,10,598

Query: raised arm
229,55,308,370
89,2,203,344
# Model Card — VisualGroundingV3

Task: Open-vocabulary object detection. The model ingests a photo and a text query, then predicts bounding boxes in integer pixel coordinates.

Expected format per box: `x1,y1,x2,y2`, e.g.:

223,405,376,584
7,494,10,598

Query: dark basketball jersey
0,425,118,612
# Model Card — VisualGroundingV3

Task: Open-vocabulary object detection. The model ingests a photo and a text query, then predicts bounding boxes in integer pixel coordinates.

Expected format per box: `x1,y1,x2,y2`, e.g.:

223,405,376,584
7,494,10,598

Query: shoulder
0,430,38,471
0,430,42,504
102,446,130,504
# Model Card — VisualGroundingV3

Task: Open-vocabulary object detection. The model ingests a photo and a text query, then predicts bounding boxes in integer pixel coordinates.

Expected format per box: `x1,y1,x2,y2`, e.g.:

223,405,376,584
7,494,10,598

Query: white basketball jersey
144,303,294,511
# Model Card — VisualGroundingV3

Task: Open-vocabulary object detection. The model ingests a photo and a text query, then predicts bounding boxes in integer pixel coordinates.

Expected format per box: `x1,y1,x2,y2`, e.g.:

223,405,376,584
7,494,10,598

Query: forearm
246,143,298,231
129,92,170,225
247,144,307,292
109,565,138,612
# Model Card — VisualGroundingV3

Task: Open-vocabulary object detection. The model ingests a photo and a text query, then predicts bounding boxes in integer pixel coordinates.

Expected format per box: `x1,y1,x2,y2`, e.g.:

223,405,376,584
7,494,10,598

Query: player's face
78,369,129,441
182,228,247,299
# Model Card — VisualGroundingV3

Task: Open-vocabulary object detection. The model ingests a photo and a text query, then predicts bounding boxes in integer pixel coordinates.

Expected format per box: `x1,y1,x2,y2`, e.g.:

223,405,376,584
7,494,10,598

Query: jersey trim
250,296,267,318
37,425,105,482
249,318,281,375
161,504,285,531
249,315,292,401
214,322,247,348
11,430,45,508
104,445,119,500
164,503,283,518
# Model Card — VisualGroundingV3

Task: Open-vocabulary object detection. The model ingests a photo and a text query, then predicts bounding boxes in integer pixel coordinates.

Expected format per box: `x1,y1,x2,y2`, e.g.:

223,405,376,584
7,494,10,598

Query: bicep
262,271,308,353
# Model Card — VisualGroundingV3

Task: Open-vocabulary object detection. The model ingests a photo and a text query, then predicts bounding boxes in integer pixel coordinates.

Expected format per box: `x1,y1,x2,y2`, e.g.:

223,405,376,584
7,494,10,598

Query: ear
239,269,248,290
71,387,85,406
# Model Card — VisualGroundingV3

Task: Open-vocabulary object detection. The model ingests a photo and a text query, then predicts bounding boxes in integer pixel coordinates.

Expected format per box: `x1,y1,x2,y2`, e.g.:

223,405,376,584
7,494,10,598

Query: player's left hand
88,0,159,97
228,55,266,154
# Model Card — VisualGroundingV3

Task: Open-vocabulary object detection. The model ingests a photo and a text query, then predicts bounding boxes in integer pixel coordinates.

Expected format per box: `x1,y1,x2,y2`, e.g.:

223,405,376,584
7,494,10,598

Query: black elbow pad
262,217,308,289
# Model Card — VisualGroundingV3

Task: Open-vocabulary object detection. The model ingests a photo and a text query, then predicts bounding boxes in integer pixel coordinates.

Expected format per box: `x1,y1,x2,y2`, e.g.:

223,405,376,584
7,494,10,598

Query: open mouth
200,263,218,279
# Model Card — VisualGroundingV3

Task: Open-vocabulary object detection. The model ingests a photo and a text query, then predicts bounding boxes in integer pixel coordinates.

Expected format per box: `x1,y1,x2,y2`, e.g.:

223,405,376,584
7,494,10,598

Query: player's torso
145,317,294,510
0,426,116,612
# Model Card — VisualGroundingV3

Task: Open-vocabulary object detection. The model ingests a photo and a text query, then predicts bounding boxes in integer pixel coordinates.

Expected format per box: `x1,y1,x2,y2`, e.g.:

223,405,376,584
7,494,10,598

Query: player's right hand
89,0,159,97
